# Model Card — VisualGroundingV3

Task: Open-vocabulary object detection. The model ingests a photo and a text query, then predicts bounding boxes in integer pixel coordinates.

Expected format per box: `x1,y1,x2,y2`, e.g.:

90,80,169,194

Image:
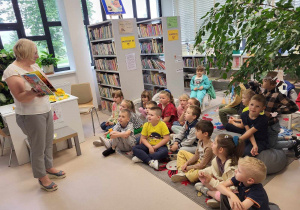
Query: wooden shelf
138,36,163,40
100,96,114,101
144,83,166,88
93,55,117,58
98,83,121,89
140,53,164,56
90,38,114,43
143,69,165,73
95,69,119,73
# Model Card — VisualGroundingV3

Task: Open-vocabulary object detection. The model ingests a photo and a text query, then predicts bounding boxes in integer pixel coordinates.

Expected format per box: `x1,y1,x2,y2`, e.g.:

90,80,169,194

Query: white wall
55,0,99,107
161,0,174,16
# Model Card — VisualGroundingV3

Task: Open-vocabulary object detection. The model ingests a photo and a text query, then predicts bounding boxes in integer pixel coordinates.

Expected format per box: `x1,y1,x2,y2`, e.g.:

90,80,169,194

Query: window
0,0,69,71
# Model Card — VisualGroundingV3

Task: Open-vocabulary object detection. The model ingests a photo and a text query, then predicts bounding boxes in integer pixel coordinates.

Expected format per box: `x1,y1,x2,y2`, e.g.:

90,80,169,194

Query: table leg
73,135,81,156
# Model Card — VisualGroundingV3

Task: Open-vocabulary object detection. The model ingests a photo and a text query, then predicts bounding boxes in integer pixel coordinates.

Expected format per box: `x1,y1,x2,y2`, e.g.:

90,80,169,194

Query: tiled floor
0,94,299,209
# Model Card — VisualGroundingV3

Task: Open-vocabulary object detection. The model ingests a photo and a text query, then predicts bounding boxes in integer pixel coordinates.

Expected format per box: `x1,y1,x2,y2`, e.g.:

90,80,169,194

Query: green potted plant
37,51,59,75
0,49,15,128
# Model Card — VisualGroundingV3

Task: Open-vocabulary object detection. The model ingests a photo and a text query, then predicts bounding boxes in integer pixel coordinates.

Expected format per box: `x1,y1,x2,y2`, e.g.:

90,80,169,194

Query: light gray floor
0,93,299,209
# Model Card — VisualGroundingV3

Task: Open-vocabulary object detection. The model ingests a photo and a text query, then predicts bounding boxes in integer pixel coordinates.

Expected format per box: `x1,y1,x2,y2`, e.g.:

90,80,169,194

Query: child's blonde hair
216,134,244,166
238,156,267,184
112,90,124,99
243,89,255,101
119,109,131,118
196,65,205,72
160,90,175,106
179,94,189,101
122,99,135,113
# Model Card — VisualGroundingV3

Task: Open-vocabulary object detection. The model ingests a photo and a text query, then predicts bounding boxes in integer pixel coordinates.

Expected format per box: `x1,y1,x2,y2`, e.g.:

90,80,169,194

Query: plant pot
42,65,54,75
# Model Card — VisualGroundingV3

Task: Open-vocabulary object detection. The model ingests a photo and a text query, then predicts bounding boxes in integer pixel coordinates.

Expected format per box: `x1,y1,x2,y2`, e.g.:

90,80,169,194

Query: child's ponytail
160,89,175,106
216,134,244,166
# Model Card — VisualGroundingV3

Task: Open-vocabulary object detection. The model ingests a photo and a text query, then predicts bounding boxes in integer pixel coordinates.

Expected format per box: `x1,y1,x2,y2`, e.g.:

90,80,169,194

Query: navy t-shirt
241,111,269,146
231,177,270,209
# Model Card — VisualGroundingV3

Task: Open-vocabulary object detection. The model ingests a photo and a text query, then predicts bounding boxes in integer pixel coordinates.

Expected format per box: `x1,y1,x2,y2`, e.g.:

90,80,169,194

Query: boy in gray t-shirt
101,109,136,157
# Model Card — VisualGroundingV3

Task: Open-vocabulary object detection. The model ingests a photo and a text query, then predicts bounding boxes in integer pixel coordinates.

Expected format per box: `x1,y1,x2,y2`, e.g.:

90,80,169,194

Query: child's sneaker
206,199,220,209
293,140,300,158
149,160,158,170
99,136,111,149
171,171,187,182
199,186,209,196
132,156,143,163
194,182,204,191
102,147,115,157
93,140,104,147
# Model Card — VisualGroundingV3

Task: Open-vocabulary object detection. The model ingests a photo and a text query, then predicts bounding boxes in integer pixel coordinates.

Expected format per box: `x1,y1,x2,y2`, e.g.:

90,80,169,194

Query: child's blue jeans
100,121,115,132
132,143,168,164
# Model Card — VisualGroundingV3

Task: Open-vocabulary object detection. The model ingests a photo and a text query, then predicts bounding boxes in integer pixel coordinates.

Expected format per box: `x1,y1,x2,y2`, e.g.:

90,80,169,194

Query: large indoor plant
194,0,300,89
37,51,59,75
0,49,15,128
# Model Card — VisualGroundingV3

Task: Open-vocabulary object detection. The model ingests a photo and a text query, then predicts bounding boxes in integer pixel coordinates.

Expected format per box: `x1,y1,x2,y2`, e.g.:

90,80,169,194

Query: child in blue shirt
190,65,210,106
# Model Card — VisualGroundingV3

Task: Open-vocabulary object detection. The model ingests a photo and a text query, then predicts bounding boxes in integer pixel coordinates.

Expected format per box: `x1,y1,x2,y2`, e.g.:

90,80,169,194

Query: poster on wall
168,30,179,41
101,0,126,15
125,53,137,71
121,36,136,49
119,20,134,34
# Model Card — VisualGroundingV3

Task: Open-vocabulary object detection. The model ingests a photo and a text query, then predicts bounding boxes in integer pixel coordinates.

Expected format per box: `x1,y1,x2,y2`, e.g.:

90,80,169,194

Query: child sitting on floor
100,90,123,131
226,89,256,134
172,97,201,134
101,109,136,157
138,90,152,119
173,94,190,127
195,134,244,208
171,120,214,183
169,105,201,154
158,90,178,132
132,106,170,170
216,156,270,210
239,94,269,157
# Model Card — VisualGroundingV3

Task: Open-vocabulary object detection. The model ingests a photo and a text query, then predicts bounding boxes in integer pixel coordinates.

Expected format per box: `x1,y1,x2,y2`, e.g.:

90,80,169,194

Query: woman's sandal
39,180,58,192
46,170,66,179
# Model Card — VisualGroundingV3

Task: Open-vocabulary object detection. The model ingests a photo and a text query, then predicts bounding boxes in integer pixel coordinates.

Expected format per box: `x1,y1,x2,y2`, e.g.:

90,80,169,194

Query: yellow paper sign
168,29,179,41
121,36,136,49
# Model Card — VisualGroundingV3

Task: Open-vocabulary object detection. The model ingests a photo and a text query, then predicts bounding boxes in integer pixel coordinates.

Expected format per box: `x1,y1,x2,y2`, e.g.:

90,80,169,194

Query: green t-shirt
141,121,170,146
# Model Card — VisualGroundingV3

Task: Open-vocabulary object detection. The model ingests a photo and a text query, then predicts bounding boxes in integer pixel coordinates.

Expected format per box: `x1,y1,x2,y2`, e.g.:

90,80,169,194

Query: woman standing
2,39,65,192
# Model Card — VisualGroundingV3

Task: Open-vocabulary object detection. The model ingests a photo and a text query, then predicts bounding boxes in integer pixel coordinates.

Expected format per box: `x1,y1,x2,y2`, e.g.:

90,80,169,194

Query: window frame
0,0,69,72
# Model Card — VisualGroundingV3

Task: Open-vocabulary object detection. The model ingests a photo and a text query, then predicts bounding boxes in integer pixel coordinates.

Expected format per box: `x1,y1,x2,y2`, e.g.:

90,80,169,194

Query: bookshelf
88,19,144,112
137,16,184,97
182,54,244,90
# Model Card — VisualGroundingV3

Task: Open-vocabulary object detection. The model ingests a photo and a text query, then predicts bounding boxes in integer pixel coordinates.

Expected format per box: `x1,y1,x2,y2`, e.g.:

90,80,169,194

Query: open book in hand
21,71,56,95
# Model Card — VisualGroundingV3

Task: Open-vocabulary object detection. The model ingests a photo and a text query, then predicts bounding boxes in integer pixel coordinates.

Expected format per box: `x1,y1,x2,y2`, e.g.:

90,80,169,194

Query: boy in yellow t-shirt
132,106,170,170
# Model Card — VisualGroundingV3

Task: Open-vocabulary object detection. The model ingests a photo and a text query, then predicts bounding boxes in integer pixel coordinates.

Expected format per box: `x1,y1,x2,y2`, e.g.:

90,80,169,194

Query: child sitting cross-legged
195,134,244,208
216,156,270,210
101,109,137,157
169,105,201,154
171,120,214,183
132,106,170,170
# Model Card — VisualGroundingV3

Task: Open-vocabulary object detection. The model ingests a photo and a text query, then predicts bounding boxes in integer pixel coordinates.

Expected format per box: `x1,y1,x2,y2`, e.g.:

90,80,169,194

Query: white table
0,95,85,165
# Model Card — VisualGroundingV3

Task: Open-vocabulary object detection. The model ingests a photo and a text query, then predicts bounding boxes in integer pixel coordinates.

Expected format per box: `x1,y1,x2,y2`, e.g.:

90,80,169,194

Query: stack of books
95,58,118,70
89,25,113,40
97,73,121,87
92,43,116,55
101,100,113,112
140,39,163,54
141,58,165,70
138,23,163,37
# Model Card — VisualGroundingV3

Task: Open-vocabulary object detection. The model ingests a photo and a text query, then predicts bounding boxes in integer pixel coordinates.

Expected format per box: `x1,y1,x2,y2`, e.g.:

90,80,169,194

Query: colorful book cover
22,74,54,95
30,71,56,92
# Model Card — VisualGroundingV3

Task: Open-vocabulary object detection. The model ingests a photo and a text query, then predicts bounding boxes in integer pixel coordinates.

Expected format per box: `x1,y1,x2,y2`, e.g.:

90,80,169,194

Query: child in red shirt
158,89,178,132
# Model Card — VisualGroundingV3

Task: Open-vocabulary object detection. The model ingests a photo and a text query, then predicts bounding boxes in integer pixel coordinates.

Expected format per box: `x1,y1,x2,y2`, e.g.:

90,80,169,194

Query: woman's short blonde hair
13,38,37,61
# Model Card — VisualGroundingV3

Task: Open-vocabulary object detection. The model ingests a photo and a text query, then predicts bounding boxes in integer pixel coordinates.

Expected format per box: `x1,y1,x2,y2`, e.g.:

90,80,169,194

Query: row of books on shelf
92,43,116,56
95,58,118,70
140,39,163,54
145,87,164,96
137,23,163,38
89,25,113,40
184,81,191,88
97,73,121,87
99,87,118,99
142,58,165,70
183,57,205,67
143,73,167,86
101,100,113,112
